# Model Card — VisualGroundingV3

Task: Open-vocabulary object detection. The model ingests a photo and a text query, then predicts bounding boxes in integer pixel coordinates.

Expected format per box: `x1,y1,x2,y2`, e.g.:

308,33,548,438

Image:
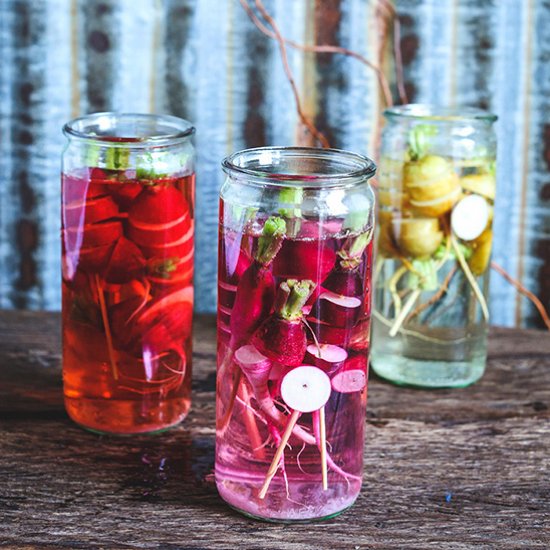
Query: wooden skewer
218,369,241,433
259,409,300,499
95,274,118,381
318,406,328,490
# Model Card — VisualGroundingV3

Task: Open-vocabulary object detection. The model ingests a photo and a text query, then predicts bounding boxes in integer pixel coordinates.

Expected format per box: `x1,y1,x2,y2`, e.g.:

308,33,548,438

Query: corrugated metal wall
0,0,548,327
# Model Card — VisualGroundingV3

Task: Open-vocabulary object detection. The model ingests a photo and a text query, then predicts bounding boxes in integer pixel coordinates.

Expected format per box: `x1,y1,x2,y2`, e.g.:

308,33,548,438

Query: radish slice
319,291,361,309
309,291,362,328
235,344,272,388
451,194,490,241
305,344,348,371
331,369,366,393
280,366,331,413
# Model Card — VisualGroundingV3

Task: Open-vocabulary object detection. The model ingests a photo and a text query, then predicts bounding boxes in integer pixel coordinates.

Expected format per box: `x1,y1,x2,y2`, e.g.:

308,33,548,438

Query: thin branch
241,0,393,108
491,261,550,331
250,0,331,147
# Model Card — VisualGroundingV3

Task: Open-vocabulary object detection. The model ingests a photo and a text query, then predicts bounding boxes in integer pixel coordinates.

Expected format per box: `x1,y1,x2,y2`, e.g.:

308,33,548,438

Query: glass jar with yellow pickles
371,105,497,388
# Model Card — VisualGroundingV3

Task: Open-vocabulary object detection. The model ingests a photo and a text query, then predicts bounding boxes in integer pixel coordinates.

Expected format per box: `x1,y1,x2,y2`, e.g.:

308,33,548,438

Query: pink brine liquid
216,207,373,521
62,164,195,434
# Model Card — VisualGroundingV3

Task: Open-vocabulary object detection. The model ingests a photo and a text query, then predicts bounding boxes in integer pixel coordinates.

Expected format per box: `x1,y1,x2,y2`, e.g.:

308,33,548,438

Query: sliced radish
272,240,336,282
305,343,348,372
64,220,122,249
218,280,237,309
310,290,362,328
451,194,490,241
331,369,366,393
77,242,116,272
62,176,109,205
136,286,193,325
129,186,189,225
103,237,146,284
64,195,119,228
280,366,332,413
306,317,349,346
235,344,272,388
139,224,193,259
128,212,190,246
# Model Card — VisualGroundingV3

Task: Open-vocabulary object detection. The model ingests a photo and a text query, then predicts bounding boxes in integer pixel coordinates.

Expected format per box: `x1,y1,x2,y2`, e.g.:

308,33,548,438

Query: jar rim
222,147,376,188
63,112,195,146
384,104,498,123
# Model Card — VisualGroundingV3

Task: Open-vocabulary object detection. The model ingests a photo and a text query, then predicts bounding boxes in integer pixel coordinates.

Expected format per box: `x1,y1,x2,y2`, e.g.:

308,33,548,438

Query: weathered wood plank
0,311,548,548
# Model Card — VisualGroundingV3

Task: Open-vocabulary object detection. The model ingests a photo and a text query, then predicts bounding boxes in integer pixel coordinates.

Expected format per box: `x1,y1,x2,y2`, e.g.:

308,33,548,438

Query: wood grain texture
0,311,548,548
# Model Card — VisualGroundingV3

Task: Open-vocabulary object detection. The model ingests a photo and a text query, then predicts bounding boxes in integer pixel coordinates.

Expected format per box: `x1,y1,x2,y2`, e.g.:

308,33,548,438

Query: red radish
305,343,347,373
272,239,336,282
280,365,331,413
146,255,193,292
108,181,142,209
235,344,272,388
309,290,362,328
322,266,364,297
103,237,146,285
221,232,253,284
63,195,119,229
77,242,116,272
218,280,238,309
229,216,286,349
252,279,315,367
128,211,190,247
138,224,193,259
62,175,109,205
305,317,349,346
128,185,189,226
64,220,123,249
331,369,366,393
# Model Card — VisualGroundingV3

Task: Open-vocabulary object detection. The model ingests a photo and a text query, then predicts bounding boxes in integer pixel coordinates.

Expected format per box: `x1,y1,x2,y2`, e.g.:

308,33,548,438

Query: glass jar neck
222,147,376,189
63,112,195,148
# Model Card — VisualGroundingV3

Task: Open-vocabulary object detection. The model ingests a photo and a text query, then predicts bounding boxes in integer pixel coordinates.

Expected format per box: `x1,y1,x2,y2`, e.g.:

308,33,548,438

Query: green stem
279,279,315,321
255,216,286,266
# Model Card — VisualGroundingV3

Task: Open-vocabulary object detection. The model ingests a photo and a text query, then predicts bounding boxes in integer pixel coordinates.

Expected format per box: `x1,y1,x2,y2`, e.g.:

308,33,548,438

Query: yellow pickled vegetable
378,189,410,209
459,173,496,201
377,211,400,257
392,218,444,258
409,186,462,218
468,227,493,275
404,155,461,202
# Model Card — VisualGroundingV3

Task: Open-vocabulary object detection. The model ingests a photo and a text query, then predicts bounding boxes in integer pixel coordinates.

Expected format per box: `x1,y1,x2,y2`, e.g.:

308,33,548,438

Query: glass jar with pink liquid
216,147,376,521
61,113,195,434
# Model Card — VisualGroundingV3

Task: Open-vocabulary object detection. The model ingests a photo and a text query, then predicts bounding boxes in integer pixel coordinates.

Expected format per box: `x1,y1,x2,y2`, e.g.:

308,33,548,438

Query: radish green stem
451,234,489,321
255,216,286,265
389,289,420,337
95,274,118,381
259,409,300,499
279,279,315,321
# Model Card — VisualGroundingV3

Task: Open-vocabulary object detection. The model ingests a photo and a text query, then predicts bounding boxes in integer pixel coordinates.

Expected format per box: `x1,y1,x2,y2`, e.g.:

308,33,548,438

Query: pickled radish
65,220,123,249
273,239,335,282
252,280,314,367
305,343,348,372
280,366,331,413
64,195,119,228
103,237,146,284
331,369,366,393
451,194,490,241
310,291,362,328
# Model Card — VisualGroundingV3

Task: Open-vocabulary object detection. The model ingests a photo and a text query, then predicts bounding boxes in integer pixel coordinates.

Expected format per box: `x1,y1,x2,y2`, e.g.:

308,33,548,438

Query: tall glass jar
216,147,376,521
371,104,497,388
61,113,195,434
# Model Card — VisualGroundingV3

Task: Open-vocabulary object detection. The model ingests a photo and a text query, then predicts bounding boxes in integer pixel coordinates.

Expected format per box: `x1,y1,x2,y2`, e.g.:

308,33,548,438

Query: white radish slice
306,344,348,364
280,366,331,413
331,369,366,393
235,344,272,387
319,291,362,309
451,194,490,241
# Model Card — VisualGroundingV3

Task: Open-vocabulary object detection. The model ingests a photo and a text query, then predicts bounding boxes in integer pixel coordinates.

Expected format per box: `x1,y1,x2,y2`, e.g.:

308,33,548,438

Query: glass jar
371,104,497,388
216,146,376,521
61,113,195,434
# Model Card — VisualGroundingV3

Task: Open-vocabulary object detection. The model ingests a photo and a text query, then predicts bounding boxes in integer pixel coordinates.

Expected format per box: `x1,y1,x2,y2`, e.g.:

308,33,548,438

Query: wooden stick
94,274,118,381
259,409,300,499
218,369,241,433
319,406,328,491
240,382,266,460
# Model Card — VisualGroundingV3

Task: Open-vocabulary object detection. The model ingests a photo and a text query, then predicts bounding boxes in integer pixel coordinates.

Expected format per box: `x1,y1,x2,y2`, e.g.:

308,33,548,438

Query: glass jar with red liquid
216,147,376,521
61,113,195,434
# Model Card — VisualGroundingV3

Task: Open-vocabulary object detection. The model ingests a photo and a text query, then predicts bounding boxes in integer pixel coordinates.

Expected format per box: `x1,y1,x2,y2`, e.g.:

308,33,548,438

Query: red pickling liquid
62,166,195,434
216,207,373,520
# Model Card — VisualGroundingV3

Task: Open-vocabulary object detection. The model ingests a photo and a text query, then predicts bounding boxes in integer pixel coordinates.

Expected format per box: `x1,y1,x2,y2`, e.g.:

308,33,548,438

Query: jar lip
384,104,498,123
222,146,376,188
63,112,195,146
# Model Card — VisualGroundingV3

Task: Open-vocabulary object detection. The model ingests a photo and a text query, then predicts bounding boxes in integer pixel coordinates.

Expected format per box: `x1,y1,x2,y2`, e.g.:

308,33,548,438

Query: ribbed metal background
0,0,548,327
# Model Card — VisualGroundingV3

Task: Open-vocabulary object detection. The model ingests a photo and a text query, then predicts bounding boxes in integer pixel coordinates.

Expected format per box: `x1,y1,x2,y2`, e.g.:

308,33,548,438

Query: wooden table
1,311,549,549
